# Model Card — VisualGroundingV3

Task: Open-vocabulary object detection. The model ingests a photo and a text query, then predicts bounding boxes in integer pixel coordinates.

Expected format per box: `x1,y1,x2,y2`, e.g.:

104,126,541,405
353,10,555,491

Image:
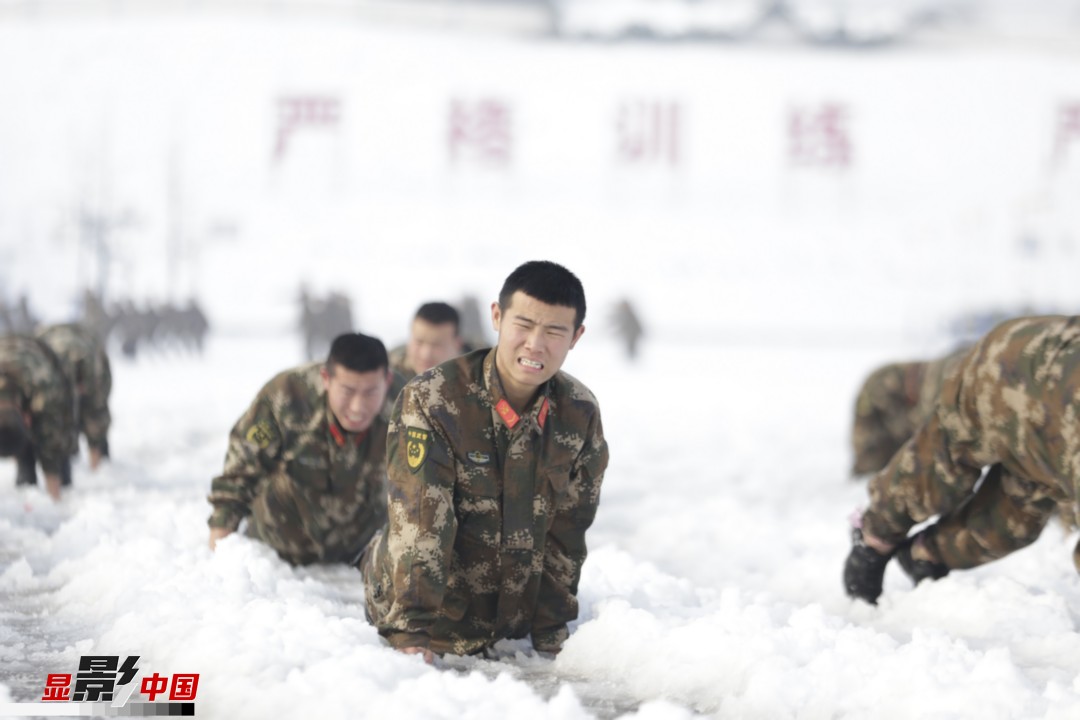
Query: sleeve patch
245,421,275,449
406,427,430,473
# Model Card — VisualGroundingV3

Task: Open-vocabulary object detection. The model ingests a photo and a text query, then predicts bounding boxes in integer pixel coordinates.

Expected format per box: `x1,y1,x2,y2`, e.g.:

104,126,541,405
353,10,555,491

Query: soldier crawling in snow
845,316,1080,605
35,322,113,477
208,333,404,566
361,260,609,660
0,334,75,500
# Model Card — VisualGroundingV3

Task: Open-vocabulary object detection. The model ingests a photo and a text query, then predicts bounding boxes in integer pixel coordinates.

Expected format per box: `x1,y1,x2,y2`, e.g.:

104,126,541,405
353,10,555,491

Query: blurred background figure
80,290,114,345
611,298,644,361
35,322,113,473
457,294,492,351
388,301,465,380
0,334,75,500
0,294,39,335
298,286,354,361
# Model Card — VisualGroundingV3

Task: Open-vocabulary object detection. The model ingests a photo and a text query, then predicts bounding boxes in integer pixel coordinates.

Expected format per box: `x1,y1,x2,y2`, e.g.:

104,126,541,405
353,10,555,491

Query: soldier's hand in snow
89,448,104,471
209,527,232,550
399,647,435,664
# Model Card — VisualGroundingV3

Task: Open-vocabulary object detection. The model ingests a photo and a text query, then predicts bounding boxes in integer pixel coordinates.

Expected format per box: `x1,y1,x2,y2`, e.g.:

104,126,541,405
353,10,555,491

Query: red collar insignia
495,399,520,429
329,422,367,447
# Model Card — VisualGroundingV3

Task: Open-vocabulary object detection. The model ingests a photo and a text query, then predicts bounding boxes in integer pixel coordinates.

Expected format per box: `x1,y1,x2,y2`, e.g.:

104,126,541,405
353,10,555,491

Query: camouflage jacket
35,323,112,454
865,316,1080,543
387,344,416,382
0,335,75,474
207,362,396,563
363,348,609,655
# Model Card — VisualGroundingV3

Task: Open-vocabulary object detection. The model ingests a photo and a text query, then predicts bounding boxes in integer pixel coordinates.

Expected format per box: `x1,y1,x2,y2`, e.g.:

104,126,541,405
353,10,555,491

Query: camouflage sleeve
378,385,457,650
207,395,283,531
81,350,112,454
862,405,983,544
531,410,609,653
30,373,75,475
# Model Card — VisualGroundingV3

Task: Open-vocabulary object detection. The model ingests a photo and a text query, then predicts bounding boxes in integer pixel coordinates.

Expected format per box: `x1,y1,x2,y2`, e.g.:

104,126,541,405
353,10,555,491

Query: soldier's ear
569,324,585,349
490,302,502,333
320,366,331,392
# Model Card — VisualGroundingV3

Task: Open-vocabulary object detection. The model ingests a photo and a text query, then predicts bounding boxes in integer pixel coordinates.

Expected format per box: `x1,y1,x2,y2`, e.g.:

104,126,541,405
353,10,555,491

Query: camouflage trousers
13,443,72,487
244,472,371,567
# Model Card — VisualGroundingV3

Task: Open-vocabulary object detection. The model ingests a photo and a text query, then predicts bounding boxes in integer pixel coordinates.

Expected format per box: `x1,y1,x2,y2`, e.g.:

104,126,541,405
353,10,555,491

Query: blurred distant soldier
844,316,1080,605
457,294,491,351
81,289,113,343
207,333,403,566
388,302,466,381
112,299,146,359
152,300,210,354
299,288,354,361
611,298,644,360
181,299,210,353
0,295,38,334
850,345,971,476
0,335,75,500
362,260,609,661
35,323,113,474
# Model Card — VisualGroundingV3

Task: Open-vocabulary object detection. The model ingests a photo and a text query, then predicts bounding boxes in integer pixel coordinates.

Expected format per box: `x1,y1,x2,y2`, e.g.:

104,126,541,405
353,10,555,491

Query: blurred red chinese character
789,102,852,168
274,96,341,162
616,100,681,167
448,98,513,166
1054,102,1080,163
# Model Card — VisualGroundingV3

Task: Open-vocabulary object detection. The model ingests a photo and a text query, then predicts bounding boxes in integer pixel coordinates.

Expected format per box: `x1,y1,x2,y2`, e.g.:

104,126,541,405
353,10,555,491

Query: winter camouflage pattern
207,362,401,565
862,316,1080,570
0,335,75,475
851,346,970,475
35,323,112,456
362,348,609,656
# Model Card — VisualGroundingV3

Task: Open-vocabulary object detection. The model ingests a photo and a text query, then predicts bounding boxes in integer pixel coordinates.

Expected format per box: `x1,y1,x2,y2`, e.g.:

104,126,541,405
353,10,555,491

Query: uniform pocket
456,465,501,547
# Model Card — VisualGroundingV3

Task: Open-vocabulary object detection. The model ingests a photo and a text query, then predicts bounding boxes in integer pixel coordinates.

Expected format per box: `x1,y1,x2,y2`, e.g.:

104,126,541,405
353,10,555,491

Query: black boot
844,527,893,605
15,443,37,487
59,456,73,487
895,531,949,585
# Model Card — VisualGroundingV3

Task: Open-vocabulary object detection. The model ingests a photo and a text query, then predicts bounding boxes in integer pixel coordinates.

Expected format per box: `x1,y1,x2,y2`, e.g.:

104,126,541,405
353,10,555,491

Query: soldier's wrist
207,507,242,532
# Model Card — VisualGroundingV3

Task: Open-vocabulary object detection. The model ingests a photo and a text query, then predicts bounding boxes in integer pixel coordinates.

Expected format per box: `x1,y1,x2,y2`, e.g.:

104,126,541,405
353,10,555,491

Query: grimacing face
405,318,463,374
321,364,391,433
491,290,584,408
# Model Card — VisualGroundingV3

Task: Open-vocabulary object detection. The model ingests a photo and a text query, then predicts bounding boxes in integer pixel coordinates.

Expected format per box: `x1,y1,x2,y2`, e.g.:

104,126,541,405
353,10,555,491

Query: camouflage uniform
851,346,970,475
35,323,112,460
207,363,402,565
362,348,609,656
862,316,1080,571
0,335,75,483
387,344,416,381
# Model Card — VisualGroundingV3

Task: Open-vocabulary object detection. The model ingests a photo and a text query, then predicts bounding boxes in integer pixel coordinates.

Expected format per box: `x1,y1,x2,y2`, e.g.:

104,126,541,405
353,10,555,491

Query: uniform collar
483,348,551,434
325,399,369,448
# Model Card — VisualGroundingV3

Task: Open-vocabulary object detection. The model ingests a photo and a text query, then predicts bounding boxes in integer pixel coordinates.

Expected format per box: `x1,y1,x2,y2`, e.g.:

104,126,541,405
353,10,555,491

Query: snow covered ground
3,8,1080,719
